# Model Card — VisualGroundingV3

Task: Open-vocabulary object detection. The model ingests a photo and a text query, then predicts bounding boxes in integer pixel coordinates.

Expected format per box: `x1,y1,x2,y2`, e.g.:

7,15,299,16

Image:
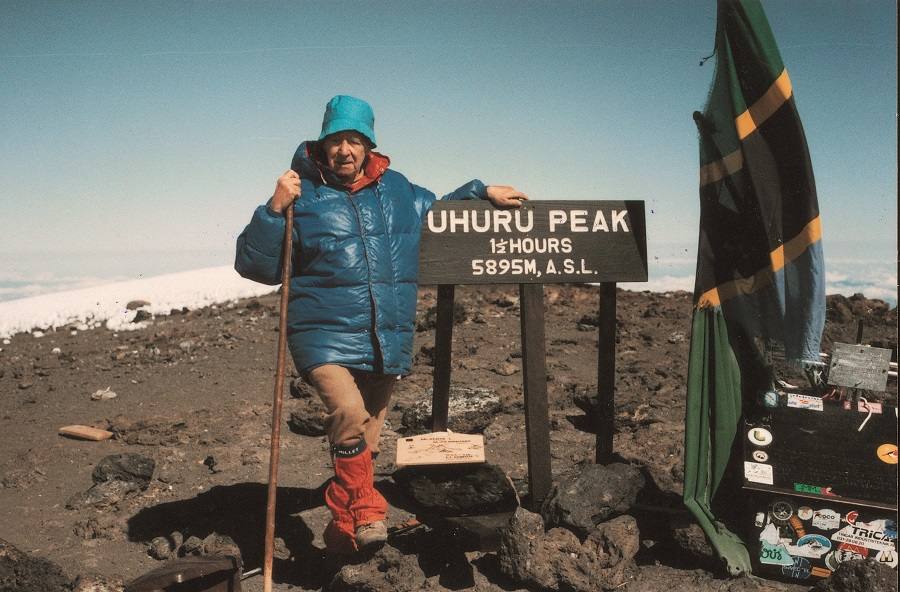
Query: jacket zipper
346,194,382,345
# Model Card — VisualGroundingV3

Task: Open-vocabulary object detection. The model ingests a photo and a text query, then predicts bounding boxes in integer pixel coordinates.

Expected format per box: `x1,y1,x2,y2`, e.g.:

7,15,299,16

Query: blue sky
0,1,896,275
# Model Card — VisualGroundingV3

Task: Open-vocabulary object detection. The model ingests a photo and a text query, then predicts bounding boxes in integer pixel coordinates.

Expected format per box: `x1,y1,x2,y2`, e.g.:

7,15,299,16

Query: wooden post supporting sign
420,200,647,508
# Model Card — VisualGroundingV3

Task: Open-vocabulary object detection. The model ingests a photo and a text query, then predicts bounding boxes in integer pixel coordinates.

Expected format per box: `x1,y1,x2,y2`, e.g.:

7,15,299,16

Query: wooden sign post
419,200,648,507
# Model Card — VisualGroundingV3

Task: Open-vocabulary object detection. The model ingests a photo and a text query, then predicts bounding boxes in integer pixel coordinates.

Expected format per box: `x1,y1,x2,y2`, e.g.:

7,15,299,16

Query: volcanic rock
392,463,518,516
126,300,151,310
400,386,501,435
416,302,467,332
93,453,155,488
132,310,152,323
541,463,645,534
287,397,327,436
66,479,142,509
328,544,431,592
497,508,640,592
290,376,317,399
812,558,898,592
71,573,125,592
0,538,70,592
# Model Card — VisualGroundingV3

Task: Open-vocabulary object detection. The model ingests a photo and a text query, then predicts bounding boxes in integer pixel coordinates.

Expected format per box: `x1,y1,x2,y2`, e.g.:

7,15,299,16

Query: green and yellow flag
683,0,825,575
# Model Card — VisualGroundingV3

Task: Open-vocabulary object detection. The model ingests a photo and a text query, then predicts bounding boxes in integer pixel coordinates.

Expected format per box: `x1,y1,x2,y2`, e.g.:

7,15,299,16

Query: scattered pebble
32,330,44,338
51,347,62,355
91,387,117,401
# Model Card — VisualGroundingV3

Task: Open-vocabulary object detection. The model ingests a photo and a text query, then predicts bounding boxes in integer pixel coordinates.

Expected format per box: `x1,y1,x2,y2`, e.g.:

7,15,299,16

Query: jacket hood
290,141,390,193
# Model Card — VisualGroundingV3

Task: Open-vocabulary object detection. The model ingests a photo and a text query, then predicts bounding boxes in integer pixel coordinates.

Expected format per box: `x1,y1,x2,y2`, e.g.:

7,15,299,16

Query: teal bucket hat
319,95,376,147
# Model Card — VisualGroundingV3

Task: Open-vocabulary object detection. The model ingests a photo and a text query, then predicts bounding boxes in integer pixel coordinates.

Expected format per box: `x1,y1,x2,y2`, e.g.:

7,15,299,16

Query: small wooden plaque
58,425,114,441
828,343,893,391
396,432,485,467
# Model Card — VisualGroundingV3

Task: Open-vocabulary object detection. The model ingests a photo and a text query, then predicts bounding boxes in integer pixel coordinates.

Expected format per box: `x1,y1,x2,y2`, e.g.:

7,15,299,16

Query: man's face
321,131,368,183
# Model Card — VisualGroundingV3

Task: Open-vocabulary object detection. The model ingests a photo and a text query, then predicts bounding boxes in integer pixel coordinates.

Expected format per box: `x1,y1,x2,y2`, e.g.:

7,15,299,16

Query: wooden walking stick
263,202,294,592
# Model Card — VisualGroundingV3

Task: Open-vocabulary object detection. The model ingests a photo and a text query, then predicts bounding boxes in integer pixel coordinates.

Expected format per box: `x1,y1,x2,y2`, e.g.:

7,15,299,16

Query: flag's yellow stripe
735,69,793,140
699,149,743,187
697,216,821,308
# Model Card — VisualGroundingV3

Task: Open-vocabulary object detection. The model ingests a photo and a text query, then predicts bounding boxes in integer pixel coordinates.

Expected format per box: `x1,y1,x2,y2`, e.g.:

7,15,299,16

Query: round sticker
812,508,840,531
876,443,898,464
798,506,813,520
781,556,811,580
748,427,773,446
771,500,794,522
752,450,769,462
844,511,858,525
797,534,832,557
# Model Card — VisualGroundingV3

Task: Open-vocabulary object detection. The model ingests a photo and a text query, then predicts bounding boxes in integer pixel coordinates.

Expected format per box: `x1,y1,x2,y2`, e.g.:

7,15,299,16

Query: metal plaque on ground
827,343,893,392
418,200,647,285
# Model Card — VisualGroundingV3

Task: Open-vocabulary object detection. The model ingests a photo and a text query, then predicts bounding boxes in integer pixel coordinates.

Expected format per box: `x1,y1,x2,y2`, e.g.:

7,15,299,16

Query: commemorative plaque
827,343,893,392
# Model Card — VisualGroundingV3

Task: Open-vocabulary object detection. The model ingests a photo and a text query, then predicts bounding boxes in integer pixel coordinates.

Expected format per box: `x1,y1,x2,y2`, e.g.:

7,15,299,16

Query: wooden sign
828,343,893,392
396,432,485,467
418,201,647,284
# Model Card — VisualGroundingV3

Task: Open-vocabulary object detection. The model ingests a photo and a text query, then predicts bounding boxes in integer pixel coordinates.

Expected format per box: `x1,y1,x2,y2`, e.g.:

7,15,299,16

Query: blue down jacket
235,142,486,375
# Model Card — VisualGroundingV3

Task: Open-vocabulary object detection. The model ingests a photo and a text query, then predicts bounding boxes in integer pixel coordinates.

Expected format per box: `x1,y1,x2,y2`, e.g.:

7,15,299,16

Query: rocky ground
0,286,896,591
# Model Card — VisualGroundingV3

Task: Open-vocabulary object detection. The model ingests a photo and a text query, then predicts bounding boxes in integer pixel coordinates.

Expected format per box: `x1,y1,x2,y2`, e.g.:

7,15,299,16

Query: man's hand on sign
486,185,529,208
269,170,301,213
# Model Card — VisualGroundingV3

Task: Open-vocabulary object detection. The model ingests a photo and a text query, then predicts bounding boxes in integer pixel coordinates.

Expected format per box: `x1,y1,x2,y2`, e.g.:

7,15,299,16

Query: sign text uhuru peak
427,208,631,234
418,201,648,286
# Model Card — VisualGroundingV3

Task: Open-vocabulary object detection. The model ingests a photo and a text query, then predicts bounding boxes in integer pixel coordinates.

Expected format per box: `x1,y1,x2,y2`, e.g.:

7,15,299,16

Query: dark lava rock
624,564,798,591
400,386,501,435
327,544,431,592
66,453,155,509
148,536,174,560
66,479,142,510
541,463,645,534
72,573,125,592
72,573,125,591
109,415,187,446
290,376,317,399
93,453,155,488
812,558,898,592
0,537,70,592
287,397,327,436
126,300,151,310
132,310,152,322
392,463,518,517
416,302,467,332
498,508,640,592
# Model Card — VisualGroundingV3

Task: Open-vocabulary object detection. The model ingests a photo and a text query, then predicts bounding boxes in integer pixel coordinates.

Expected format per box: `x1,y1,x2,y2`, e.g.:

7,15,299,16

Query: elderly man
235,95,527,554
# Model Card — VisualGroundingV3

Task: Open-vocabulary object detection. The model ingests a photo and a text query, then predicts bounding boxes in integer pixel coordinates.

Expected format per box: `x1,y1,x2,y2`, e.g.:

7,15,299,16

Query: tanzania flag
682,0,825,575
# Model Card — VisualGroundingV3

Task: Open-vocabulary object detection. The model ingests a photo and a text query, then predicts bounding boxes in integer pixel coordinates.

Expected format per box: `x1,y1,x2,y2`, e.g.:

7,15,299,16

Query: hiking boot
355,520,388,548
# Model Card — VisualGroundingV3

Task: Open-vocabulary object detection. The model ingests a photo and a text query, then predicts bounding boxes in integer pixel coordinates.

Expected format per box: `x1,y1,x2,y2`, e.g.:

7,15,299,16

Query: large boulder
392,463,517,517
0,538,71,592
400,386,501,435
540,463,644,534
287,397,327,436
498,508,640,591
813,558,898,592
327,545,435,592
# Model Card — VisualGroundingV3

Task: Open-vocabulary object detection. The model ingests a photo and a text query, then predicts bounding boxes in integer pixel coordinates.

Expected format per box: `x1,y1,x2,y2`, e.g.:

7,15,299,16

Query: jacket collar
291,141,390,193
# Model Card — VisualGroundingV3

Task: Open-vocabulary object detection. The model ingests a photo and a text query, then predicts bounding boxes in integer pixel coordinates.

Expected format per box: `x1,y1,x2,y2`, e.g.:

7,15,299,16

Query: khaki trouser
307,364,396,453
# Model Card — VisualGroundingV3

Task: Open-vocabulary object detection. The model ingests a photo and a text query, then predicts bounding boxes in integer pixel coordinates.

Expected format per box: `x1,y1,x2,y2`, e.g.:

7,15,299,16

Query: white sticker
753,450,769,462
831,520,897,552
812,509,841,531
875,549,898,568
744,461,774,485
798,507,813,520
748,427,773,446
787,393,824,411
